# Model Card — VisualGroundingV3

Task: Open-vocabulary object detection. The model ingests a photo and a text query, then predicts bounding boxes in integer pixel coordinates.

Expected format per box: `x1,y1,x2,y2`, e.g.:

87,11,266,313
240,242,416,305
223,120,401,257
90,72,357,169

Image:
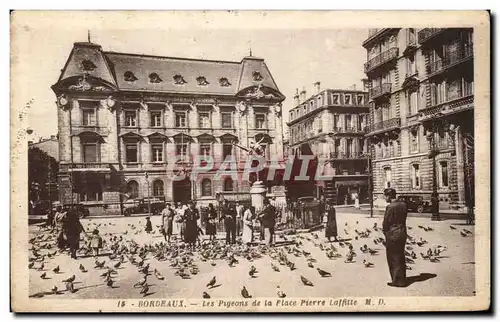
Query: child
90,229,103,257
145,217,152,234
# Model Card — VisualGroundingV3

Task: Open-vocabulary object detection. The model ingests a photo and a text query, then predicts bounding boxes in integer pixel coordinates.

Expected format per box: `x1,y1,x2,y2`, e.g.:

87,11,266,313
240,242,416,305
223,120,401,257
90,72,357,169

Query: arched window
153,180,164,196
127,180,139,199
223,177,234,191
201,179,212,197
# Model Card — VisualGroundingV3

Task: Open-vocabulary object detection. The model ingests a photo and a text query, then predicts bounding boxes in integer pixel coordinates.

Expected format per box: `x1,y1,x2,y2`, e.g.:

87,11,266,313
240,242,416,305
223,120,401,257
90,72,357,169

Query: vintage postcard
10,10,490,312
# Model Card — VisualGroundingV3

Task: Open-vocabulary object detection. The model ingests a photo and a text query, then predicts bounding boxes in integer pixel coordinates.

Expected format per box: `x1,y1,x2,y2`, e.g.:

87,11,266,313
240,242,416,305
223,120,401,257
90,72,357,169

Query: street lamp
144,172,151,216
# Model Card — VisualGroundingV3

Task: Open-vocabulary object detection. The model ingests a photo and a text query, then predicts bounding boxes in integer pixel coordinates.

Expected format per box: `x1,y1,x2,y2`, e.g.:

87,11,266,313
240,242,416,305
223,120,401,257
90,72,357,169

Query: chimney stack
314,81,321,94
293,88,300,105
300,87,307,103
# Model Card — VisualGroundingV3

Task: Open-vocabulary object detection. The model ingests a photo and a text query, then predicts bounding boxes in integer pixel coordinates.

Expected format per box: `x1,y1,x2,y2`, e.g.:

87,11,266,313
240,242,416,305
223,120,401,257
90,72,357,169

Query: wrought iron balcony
426,44,473,77
369,117,401,134
419,94,474,120
333,127,368,134
364,48,399,74
61,163,112,172
369,83,392,100
329,151,367,160
418,28,446,44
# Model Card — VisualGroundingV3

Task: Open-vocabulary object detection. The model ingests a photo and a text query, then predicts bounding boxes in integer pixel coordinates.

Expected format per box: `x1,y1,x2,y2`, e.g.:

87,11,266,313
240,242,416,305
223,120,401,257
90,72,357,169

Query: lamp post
361,148,373,218
144,172,151,216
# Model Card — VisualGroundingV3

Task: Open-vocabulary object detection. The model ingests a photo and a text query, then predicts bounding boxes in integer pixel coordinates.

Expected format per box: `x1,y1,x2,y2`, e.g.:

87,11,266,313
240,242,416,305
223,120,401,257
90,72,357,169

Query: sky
13,16,368,140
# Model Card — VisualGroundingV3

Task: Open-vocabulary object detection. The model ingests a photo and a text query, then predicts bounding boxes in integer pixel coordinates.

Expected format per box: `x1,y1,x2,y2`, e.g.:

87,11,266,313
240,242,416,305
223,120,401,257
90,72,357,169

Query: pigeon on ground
52,266,60,274
206,276,216,288
134,275,147,288
276,286,286,298
40,272,47,279
106,276,114,288
154,269,165,280
62,275,75,283
363,259,374,268
316,268,331,277
65,281,75,293
202,292,210,299
79,264,87,273
241,286,252,298
51,285,58,294
300,275,314,286
140,284,149,296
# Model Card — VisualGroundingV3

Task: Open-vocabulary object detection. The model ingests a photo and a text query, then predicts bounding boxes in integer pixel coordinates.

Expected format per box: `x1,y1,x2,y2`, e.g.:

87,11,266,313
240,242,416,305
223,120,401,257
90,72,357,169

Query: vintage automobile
397,195,432,213
123,198,165,216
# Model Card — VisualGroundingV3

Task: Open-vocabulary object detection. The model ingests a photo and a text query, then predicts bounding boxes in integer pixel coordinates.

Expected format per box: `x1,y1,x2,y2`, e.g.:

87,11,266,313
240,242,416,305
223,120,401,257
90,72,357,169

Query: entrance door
173,179,192,203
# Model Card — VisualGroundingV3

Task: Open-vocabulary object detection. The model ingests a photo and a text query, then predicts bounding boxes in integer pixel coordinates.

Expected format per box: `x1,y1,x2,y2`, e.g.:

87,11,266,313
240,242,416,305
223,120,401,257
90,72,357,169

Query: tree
28,147,58,203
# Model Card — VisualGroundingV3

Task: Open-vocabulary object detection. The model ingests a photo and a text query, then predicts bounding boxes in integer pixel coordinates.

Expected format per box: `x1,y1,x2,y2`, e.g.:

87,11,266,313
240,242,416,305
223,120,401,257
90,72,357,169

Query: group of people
158,198,279,248
50,202,86,259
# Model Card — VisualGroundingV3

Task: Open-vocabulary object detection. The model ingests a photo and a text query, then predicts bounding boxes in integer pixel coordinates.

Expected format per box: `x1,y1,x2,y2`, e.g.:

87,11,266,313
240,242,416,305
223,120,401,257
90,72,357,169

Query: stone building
286,83,370,204
362,28,474,212
29,135,59,161
52,40,286,215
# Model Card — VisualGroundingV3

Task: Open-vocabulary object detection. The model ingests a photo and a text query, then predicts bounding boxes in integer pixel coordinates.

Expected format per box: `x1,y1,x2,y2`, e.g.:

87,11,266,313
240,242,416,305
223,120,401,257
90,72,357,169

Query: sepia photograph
10,10,490,312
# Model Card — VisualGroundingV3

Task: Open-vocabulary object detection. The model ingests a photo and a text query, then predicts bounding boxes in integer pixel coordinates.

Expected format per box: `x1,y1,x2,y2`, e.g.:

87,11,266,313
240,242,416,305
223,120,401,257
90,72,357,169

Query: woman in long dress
325,200,338,242
183,202,200,250
242,206,255,246
205,203,217,241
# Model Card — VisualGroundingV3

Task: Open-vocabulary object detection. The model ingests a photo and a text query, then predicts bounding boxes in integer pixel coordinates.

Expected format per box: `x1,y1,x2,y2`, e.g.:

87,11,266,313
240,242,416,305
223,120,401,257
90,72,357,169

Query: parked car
397,195,431,213
124,198,165,216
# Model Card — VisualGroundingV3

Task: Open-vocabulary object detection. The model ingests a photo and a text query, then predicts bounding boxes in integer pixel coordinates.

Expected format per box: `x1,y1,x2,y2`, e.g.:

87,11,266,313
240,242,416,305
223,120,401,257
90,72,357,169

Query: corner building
52,41,286,215
362,28,474,212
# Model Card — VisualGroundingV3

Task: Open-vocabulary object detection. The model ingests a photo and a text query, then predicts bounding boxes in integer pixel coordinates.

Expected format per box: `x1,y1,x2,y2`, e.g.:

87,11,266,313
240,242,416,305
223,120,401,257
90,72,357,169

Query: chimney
300,87,307,103
293,88,300,105
314,81,321,94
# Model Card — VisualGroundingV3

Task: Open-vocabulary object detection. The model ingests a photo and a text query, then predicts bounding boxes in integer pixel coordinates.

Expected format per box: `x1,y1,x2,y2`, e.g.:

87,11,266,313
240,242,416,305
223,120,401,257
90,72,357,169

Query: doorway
173,178,192,204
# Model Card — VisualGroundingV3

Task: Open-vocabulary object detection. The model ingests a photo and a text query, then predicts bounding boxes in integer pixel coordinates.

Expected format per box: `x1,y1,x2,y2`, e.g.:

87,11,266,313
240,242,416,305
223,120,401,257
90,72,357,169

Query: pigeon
429,256,440,263
368,248,379,255
62,275,75,283
406,265,412,270
450,225,457,230
95,260,106,269
464,229,473,234
52,266,60,274
51,285,58,294
114,261,121,269
300,275,314,286
316,268,331,277
460,231,468,237
202,292,210,299
405,257,415,264
65,281,75,293
134,275,147,288
363,259,374,268
106,277,114,288
37,263,45,271
140,284,149,296
271,263,280,272
249,265,257,277
40,272,47,279
154,269,165,280
79,264,87,273
241,286,252,298
276,286,286,298
28,262,35,269
420,253,429,260
207,276,216,288
308,262,314,268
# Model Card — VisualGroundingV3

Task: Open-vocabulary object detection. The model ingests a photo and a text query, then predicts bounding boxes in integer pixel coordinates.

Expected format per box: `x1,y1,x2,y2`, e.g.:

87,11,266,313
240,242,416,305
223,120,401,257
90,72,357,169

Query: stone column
455,126,465,206
250,181,267,211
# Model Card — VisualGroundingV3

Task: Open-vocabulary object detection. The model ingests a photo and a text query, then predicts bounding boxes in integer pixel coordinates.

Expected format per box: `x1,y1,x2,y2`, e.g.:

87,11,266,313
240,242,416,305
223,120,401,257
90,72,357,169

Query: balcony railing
426,44,473,77
61,163,112,172
418,28,446,44
369,117,401,133
329,151,368,160
370,83,392,100
364,47,399,74
420,94,474,119
333,127,368,134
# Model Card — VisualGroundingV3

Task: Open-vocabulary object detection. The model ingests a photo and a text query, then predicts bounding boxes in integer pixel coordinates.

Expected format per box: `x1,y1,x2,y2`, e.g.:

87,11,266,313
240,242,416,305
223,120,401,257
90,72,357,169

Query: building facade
362,28,474,211
52,41,286,215
28,135,59,161
286,83,370,204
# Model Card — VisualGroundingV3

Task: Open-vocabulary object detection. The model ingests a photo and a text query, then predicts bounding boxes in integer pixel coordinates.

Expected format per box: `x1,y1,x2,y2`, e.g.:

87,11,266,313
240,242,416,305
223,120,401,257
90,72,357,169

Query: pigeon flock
28,216,474,299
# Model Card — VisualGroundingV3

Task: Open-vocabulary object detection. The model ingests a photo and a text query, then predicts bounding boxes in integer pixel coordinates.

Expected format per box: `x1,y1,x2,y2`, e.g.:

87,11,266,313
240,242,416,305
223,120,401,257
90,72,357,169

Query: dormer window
219,77,231,87
173,75,187,85
81,59,97,71
252,71,263,82
124,71,138,82
149,73,162,84
196,76,209,86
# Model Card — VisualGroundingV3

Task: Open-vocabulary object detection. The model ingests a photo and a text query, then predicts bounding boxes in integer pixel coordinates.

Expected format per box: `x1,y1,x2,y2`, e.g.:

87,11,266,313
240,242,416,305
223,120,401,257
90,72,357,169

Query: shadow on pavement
405,273,437,287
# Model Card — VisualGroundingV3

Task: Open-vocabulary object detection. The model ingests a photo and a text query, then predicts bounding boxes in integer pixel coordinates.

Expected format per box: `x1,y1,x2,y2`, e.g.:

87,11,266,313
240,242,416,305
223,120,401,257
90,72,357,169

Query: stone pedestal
271,185,287,204
250,181,267,210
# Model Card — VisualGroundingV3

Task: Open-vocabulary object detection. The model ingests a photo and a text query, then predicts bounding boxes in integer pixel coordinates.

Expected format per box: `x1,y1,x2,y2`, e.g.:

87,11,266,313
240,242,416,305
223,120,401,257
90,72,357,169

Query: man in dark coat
258,198,277,246
382,188,408,287
221,199,236,245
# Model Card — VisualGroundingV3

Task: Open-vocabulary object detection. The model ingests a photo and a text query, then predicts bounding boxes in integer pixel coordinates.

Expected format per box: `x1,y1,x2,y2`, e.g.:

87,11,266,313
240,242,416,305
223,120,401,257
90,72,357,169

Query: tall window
80,182,103,202
358,115,365,131
223,177,233,191
82,109,96,126
176,143,188,158
345,115,352,130
222,143,233,159
410,129,419,153
332,94,339,105
175,112,187,128
334,114,340,130
151,144,163,162
150,111,162,127
344,94,351,105
384,167,392,188
124,111,137,127
200,143,211,156
357,95,364,105
439,161,449,188
407,28,416,44
411,164,421,189
127,180,139,199
255,113,266,129
198,112,211,128
201,179,212,197
82,142,98,163
346,139,352,158
153,180,164,196
221,112,233,129
407,90,418,115
125,143,138,163
406,53,416,75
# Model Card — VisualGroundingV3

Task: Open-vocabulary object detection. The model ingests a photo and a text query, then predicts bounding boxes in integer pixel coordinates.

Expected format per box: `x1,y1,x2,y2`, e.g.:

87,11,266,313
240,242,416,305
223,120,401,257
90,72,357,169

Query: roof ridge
103,51,241,65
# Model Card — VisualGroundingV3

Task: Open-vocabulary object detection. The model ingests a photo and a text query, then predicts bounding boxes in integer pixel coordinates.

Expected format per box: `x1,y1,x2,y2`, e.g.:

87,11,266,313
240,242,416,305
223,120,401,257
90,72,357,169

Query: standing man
161,203,175,243
258,198,277,246
235,201,244,237
221,199,236,245
382,188,408,288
